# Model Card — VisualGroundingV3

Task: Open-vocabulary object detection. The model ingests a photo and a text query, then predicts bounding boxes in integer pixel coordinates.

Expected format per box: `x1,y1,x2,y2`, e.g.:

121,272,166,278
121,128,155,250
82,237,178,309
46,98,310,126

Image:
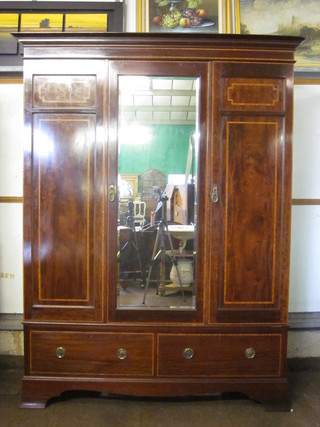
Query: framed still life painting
136,0,233,33
235,0,320,75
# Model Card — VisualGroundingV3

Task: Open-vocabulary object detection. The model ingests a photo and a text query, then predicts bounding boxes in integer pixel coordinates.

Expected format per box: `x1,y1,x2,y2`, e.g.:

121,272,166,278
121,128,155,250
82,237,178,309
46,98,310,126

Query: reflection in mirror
117,76,199,310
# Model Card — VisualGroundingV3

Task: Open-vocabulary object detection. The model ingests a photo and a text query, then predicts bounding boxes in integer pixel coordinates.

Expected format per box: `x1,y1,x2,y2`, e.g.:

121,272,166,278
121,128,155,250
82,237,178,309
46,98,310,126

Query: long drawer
157,333,283,377
29,331,154,376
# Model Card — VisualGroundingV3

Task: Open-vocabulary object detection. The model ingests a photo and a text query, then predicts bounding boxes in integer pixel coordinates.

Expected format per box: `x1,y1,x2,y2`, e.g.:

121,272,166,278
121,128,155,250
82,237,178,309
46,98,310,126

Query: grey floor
1,368,320,427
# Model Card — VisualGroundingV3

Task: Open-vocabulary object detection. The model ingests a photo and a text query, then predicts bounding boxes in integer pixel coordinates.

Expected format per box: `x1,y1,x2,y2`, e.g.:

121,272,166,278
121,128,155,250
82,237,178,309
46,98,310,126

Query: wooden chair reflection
133,200,146,225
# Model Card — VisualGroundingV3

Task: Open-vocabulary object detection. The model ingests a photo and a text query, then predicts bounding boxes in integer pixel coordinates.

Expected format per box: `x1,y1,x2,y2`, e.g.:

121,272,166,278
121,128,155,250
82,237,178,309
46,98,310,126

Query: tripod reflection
142,189,186,304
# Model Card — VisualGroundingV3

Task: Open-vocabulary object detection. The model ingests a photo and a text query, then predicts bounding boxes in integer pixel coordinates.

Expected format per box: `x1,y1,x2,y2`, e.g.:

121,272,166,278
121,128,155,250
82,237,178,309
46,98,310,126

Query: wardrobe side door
23,60,106,322
209,62,293,324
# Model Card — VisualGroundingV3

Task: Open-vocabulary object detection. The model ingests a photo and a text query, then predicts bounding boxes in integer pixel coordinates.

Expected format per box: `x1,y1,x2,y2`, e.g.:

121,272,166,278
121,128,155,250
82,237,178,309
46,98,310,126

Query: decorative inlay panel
33,75,96,108
222,78,285,112
33,115,96,303
223,120,279,306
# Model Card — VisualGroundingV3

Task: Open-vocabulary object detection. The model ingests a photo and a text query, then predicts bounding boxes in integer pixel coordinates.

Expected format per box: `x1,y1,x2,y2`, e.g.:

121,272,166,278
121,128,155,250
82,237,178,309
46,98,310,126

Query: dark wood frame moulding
0,1,123,71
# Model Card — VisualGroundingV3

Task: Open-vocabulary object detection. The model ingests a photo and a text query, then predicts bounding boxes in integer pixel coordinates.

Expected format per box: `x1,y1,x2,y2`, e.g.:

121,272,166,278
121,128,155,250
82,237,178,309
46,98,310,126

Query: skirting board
1,312,320,331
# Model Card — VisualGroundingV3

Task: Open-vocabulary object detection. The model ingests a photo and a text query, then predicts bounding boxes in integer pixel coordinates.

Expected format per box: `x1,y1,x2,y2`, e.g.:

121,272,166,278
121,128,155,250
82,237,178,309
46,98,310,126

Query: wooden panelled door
210,62,293,324
23,60,106,322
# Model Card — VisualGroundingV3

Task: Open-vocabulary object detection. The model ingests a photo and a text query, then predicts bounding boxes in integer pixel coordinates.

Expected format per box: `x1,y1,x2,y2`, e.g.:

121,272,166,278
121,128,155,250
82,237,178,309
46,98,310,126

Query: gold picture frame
136,0,234,33
119,174,139,200
234,0,320,74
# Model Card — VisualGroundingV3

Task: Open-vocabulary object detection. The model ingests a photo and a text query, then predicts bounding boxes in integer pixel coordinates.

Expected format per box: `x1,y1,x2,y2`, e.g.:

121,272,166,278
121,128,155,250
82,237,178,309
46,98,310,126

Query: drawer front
157,334,282,377
30,331,154,376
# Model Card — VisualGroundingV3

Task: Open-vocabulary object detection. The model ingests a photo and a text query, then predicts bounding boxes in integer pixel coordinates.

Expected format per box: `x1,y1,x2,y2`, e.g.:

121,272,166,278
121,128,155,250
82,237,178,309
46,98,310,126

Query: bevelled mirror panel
117,75,199,310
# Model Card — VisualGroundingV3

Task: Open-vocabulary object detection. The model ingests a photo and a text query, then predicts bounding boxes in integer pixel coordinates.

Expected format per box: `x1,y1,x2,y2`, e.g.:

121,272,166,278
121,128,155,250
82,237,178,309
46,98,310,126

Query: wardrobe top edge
13,32,304,51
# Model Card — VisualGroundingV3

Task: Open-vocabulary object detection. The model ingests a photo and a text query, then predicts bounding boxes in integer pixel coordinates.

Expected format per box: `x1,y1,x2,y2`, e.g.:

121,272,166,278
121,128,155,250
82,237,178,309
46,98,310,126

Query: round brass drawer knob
245,347,256,359
117,348,127,360
183,348,194,359
55,347,66,359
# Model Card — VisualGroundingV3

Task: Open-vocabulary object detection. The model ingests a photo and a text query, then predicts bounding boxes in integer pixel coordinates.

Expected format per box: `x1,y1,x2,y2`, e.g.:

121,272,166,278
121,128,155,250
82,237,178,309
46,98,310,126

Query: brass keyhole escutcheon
109,184,116,202
117,348,127,360
183,348,194,359
211,184,219,203
245,347,256,359
56,346,66,359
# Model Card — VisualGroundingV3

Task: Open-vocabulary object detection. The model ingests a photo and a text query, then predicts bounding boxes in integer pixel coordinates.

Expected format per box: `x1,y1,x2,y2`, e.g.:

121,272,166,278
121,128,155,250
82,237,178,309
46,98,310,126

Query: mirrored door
108,60,208,319
117,74,199,310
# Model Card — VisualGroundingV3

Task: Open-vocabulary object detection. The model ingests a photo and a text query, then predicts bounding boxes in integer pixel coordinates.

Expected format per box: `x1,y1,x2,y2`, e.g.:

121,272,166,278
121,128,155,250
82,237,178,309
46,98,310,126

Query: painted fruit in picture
149,0,218,33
